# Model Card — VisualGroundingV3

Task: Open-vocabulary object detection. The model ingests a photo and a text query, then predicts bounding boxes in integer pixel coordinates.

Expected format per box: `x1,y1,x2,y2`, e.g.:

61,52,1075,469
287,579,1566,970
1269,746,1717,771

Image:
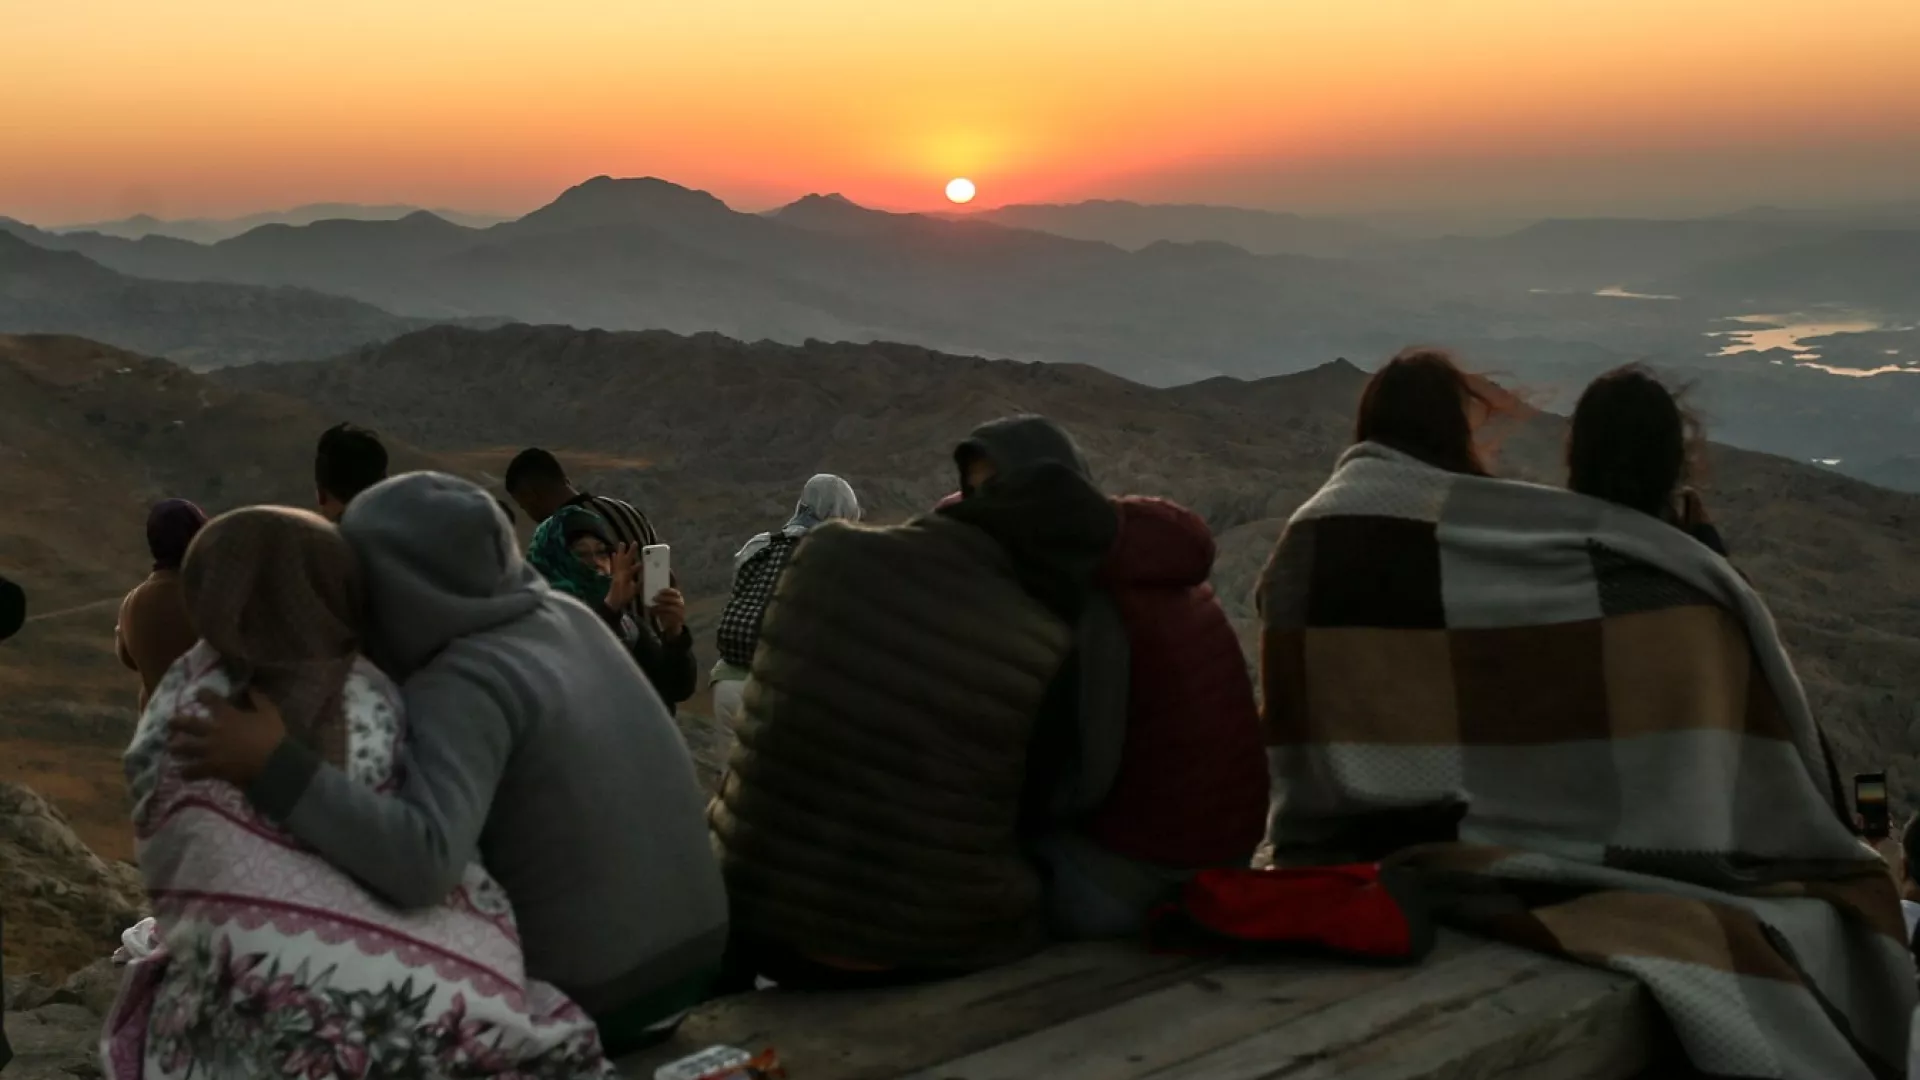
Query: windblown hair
1354,347,1494,477
1567,364,1702,521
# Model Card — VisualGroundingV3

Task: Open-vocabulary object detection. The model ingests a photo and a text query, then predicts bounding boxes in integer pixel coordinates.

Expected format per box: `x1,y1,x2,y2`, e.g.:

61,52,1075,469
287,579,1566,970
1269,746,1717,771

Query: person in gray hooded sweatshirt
168,472,728,1056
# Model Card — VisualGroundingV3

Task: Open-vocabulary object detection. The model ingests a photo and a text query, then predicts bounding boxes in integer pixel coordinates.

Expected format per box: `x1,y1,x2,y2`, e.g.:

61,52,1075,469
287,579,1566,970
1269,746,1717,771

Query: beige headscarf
181,506,363,766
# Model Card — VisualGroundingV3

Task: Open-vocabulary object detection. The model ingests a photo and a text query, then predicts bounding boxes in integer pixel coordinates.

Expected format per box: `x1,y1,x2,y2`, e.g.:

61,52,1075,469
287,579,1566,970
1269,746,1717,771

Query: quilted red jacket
1087,497,1269,868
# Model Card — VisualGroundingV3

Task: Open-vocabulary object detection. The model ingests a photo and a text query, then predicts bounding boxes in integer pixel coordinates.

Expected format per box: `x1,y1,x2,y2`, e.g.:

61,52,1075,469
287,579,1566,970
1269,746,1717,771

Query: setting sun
945,178,976,205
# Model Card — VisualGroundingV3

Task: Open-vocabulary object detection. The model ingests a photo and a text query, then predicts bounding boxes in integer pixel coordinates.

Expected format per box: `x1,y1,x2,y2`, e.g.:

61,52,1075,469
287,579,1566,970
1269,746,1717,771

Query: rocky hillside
218,324,1363,599
0,335,459,863
219,323,1920,809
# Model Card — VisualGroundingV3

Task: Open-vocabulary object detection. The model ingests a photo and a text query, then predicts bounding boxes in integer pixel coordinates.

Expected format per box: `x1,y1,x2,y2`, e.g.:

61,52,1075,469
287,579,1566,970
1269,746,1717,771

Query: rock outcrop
1,779,146,1078
1,781,146,982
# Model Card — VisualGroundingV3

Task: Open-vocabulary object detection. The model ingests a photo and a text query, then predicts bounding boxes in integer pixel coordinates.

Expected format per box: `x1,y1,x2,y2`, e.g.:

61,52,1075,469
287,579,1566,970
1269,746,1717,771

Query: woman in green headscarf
527,505,696,710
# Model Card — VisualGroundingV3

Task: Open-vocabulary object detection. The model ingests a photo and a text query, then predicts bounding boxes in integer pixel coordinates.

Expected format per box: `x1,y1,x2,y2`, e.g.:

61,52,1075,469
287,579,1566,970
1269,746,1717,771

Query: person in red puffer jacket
1031,496,1270,939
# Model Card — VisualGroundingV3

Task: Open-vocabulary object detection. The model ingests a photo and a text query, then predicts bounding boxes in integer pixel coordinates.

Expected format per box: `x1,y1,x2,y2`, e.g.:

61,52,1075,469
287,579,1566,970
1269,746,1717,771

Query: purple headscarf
147,499,209,572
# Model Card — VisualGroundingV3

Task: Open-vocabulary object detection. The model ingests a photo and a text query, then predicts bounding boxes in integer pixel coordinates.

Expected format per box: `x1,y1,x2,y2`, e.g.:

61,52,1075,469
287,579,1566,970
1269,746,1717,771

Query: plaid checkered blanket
1258,443,1915,1080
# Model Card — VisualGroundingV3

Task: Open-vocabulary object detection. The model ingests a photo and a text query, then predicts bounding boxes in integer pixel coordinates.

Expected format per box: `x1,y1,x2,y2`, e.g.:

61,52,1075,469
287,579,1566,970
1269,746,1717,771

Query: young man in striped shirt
505,448,695,710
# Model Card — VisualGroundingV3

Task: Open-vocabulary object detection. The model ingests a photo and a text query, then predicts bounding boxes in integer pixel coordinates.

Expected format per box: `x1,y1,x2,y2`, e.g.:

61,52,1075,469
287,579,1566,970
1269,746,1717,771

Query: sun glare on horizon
945,178,976,205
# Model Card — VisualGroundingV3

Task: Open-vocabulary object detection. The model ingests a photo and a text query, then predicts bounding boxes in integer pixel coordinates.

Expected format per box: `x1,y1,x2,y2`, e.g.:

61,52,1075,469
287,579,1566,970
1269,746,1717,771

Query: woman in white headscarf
711,476,861,748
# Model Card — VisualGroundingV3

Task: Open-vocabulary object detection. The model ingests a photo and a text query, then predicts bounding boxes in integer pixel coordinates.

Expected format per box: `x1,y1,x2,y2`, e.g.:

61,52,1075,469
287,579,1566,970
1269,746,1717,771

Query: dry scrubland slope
221,323,1920,809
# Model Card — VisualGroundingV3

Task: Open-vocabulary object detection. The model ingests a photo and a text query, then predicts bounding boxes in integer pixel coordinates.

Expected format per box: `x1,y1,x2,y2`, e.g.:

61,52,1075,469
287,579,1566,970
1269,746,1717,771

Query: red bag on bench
1149,863,1435,964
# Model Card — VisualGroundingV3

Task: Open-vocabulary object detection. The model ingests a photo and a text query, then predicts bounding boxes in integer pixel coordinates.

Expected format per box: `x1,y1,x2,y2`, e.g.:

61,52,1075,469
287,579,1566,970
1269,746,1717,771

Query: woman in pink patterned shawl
105,506,611,1080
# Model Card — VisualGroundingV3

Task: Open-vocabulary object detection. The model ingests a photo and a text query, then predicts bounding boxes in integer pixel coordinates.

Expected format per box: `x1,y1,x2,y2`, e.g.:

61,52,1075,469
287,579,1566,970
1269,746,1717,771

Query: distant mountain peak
518,175,734,231
394,209,458,229
562,175,718,201
1135,238,1254,261
1272,355,1370,393
771,192,885,219
765,193,919,238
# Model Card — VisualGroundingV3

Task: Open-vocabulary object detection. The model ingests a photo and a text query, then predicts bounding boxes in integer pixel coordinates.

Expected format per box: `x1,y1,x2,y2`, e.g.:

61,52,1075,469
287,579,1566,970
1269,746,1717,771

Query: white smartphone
641,544,671,604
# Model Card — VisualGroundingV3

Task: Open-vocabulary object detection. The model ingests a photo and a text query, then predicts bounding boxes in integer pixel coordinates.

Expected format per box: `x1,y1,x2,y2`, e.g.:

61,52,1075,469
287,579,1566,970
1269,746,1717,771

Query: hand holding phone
641,544,671,608
649,587,686,638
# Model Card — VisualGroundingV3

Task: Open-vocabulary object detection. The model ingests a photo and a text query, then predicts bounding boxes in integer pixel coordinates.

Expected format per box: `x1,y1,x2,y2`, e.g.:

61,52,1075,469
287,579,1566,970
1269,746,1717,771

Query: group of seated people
93,351,1913,1079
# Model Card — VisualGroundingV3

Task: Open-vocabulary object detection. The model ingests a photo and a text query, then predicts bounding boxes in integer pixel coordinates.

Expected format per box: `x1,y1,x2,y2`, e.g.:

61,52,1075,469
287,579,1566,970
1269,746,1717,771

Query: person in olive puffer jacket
712,416,1119,987
710,510,1080,986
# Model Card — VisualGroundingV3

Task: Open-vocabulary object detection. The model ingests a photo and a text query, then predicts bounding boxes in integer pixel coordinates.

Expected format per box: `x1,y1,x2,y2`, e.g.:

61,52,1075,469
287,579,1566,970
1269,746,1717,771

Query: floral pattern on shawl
143,934,601,1080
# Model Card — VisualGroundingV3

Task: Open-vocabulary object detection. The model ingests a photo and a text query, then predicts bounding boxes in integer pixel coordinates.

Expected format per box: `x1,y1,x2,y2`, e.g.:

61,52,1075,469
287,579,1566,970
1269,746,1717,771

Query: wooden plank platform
619,932,1669,1080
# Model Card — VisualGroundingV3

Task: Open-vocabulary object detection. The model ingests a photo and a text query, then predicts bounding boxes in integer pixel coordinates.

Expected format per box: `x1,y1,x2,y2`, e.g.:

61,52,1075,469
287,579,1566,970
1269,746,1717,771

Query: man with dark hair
505,448,658,548
505,448,692,708
315,423,390,522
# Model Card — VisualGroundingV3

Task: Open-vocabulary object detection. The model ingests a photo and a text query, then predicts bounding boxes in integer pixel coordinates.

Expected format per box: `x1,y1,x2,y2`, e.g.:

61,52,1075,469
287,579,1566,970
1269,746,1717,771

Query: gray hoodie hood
341,471,545,678
956,415,1091,494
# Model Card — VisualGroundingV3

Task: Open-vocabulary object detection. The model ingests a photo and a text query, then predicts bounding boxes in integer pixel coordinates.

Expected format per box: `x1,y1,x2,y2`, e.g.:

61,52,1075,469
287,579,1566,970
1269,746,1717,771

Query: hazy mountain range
50,203,510,244
1661,231,1920,311
0,232,496,367
952,200,1390,258
1,175,1917,488
5,177,1914,381
1716,201,1920,230
0,179,1455,384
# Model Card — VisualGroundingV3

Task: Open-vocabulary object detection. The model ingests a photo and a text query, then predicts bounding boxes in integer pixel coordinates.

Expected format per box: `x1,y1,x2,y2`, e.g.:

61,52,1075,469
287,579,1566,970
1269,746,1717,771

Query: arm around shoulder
252,665,517,909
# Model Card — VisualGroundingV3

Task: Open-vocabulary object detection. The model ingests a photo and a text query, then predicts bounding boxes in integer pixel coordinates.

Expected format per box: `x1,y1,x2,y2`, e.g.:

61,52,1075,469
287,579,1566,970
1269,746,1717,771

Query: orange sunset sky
5,0,1919,224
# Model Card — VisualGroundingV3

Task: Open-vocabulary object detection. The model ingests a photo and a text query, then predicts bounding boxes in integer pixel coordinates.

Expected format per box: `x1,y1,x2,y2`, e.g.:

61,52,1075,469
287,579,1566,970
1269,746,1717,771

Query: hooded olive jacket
710,514,1074,970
